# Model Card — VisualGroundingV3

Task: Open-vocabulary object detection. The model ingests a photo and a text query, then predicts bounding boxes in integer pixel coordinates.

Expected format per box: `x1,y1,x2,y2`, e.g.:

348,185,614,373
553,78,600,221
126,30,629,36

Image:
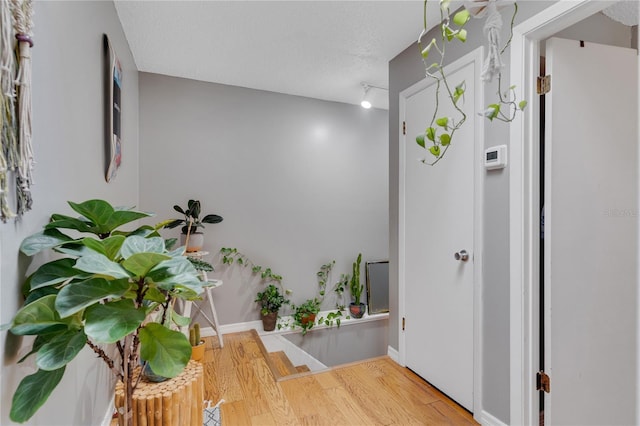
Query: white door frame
507,1,635,424
398,47,484,420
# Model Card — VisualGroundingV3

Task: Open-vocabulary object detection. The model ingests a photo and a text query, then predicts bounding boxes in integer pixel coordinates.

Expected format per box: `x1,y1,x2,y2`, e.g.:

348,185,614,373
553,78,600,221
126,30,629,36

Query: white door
400,49,482,412
544,37,638,425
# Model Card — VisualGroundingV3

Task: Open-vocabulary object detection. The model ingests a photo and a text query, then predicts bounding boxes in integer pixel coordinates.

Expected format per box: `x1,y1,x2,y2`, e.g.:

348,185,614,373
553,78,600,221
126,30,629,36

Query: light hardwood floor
203,330,478,425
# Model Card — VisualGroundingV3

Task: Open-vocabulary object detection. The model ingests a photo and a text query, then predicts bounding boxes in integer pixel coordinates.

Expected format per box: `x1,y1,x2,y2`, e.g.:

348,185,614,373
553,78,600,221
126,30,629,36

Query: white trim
200,310,390,338
508,1,616,424
398,47,484,418
387,345,400,364
478,410,509,426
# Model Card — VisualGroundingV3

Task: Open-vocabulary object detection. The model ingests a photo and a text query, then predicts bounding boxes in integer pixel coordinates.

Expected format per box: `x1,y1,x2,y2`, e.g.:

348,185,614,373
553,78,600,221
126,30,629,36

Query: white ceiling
114,1,450,110
114,1,638,111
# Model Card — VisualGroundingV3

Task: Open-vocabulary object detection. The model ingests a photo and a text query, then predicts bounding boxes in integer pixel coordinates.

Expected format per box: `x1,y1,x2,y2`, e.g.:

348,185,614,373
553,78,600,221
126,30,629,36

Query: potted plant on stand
255,284,289,332
349,253,366,318
190,323,205,362
165,199,223,252
5,199,205,425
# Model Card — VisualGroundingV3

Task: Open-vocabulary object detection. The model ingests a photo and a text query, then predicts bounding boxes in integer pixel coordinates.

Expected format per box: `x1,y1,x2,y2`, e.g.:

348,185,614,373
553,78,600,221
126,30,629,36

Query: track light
360,82,388,109
361,84,372,109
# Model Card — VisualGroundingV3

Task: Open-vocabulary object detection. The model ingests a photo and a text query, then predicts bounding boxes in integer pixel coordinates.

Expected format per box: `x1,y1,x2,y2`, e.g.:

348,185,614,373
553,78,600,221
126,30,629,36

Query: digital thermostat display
484,145,507,170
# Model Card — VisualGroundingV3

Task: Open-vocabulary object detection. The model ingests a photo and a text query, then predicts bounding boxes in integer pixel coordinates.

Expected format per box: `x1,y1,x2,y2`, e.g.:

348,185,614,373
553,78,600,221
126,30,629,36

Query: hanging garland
416,0,526,165
0,0,34,222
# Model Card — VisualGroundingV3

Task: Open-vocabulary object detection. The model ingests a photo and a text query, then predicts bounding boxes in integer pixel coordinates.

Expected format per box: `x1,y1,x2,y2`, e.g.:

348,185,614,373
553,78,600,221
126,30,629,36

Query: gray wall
0,1,138,425
138,73,389,326
284,319,388,367
388,2,553,422
389,3,636,423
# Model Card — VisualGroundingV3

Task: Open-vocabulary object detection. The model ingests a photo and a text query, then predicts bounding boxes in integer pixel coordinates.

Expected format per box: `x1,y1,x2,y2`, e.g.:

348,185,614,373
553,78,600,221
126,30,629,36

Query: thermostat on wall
484,145,507,170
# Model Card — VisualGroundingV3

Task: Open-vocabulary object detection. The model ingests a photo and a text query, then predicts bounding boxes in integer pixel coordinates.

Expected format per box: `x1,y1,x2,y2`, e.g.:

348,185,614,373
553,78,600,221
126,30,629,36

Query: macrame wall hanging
0,0,34,222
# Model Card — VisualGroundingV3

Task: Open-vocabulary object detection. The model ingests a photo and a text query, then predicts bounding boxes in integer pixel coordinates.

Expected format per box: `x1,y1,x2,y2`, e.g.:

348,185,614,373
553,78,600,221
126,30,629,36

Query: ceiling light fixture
360,82,387,109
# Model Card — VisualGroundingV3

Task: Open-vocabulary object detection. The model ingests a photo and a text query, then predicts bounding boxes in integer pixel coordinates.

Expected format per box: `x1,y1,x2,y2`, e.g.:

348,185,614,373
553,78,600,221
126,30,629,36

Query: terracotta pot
349,303,366,319
261,311,278,331
300,312,316,326
190,341,205,362
180,232,204,253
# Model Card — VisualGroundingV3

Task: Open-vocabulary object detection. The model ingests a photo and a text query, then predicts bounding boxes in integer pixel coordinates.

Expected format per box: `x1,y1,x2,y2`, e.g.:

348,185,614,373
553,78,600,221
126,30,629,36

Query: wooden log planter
114,360,204,426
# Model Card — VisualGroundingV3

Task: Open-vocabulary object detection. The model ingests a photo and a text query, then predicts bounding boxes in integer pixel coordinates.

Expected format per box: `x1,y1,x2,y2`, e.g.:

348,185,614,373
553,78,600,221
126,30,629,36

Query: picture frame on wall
104,34,122,183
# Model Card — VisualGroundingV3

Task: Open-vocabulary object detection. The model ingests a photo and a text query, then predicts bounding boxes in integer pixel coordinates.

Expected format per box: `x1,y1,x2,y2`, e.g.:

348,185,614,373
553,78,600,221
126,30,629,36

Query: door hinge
402,121,406,135
536,370,551,393
537,75,551,95
402,317,406,331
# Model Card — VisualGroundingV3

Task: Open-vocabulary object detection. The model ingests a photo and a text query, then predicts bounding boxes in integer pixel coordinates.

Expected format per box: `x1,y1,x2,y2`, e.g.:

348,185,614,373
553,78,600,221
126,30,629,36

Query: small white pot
180,232,204,253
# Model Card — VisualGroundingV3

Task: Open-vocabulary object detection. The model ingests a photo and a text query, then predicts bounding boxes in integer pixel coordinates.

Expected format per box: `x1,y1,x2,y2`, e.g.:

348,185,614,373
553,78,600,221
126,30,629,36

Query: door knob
454,250,469,261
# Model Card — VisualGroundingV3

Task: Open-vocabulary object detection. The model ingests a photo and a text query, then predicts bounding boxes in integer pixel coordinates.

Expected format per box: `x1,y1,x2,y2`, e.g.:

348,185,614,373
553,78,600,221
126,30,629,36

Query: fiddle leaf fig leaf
429,145,441,157
10,367,65,423
55,277,131,318
171,310,191,327
148,257,202,292
139,323,191,378
144,286,167,303
120,236,165,259
82,235,125,260
30,258,88,291
416,134,426,148
45,214,93,234
453,9,470,26
74,254,130,279
20,228,73,256
84,300,145,343
122,253,171,277
36,329,87,371
11,295,67,335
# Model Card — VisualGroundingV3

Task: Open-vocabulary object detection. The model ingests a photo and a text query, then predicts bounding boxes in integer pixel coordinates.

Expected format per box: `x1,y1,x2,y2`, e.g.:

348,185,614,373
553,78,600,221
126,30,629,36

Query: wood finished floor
203,330,478,425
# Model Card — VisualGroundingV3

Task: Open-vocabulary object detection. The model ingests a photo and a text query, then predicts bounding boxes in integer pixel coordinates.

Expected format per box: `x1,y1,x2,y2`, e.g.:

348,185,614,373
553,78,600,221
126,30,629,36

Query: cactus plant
349,253,365,318
350,253,363,304
189,323,201,346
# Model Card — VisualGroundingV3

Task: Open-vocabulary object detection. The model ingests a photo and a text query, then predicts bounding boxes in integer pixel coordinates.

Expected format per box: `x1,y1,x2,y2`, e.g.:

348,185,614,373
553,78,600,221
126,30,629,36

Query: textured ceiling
602,1,640,26
114,1,453,110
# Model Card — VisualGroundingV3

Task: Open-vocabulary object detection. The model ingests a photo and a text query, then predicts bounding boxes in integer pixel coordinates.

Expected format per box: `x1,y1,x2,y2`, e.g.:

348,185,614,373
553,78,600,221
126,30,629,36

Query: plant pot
349,303,366,319
191,341,205,362
180,232,204,253
261,311,278,331
300,312,316,326
141,361,169,383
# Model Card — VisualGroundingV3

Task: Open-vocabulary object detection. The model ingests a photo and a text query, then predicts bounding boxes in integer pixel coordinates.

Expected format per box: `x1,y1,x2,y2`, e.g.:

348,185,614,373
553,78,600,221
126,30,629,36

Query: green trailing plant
165,199,223,235
220,247,283,284
292,298,321,335
5,199,205,425
189,323,202,346
350,253,363,305
415,0,525,165
255,284,290,316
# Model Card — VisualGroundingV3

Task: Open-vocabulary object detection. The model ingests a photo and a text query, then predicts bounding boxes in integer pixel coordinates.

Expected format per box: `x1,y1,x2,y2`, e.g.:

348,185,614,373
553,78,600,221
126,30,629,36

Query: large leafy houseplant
6,199,205,425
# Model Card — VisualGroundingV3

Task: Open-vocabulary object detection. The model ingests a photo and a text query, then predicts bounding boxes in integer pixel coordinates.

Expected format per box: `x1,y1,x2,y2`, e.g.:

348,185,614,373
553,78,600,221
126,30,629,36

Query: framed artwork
103,34,122,182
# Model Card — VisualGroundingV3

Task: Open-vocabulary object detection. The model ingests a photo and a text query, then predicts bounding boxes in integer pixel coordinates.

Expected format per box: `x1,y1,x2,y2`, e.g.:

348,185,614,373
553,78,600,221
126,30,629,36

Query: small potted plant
293,298,321,335
190,323,205,362
349,253,366,318
165,199,223,252
255,284,289,331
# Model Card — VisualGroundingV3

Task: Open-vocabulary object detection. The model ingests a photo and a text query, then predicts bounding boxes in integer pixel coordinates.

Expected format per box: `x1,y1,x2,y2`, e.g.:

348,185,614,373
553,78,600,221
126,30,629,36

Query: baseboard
387,345,400,364
477,410,508,426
